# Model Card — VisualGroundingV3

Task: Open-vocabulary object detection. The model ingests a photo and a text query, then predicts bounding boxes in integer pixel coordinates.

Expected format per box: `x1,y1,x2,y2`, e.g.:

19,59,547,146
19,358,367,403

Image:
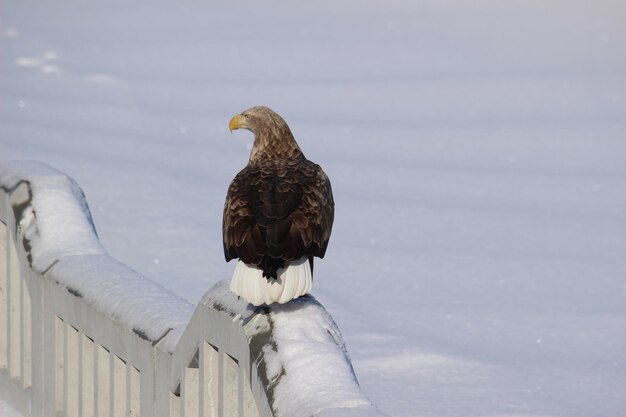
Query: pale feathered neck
249,123,304,163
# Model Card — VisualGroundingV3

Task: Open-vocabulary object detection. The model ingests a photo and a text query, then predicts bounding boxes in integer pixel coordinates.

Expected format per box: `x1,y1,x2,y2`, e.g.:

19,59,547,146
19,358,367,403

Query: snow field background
1,1,626,416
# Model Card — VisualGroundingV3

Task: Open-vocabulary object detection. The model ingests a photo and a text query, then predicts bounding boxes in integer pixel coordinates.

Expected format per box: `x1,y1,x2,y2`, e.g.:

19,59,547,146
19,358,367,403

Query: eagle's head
229,106,287,135
229,106,302,162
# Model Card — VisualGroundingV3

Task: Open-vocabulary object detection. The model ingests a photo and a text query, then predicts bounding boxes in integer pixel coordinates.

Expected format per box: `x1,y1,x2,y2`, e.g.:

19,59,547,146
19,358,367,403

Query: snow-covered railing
0,161,383,417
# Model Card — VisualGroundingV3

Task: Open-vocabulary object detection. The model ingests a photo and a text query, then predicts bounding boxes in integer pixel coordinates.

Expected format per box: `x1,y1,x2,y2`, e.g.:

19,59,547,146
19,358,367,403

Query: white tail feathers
229,257,313,306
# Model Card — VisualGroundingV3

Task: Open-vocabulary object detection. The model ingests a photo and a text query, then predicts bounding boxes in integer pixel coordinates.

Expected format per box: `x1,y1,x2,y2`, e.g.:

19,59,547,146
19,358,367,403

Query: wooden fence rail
0,161,382,417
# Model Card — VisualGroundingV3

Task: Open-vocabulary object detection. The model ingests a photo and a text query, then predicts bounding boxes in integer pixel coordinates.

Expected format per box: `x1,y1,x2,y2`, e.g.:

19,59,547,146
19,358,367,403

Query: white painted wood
129,366,141,417
8,229,21,381
21,274,32,389
218,350,224,417
81,334,96,417
96,344,110,417
26,267,44,414
170,392,181,417
242,367,260,417
0,219,7,369
112,355,127,417
55,316,64,414
238,364,244,417
201,342,219,417
65,324,80,417
43,292,57,417
183,367,200,417
223,354,239,417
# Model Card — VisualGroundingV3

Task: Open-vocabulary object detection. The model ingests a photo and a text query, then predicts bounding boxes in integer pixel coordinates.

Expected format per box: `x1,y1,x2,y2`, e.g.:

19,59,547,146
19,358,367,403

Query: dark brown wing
223,159,334,277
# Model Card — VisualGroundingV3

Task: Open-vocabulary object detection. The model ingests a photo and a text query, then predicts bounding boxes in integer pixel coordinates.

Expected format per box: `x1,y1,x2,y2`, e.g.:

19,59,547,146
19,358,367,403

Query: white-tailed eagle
223,106,334,305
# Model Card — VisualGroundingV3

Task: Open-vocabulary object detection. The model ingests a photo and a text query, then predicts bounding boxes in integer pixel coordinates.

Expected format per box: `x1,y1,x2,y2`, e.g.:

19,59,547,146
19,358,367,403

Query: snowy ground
1,1,626,416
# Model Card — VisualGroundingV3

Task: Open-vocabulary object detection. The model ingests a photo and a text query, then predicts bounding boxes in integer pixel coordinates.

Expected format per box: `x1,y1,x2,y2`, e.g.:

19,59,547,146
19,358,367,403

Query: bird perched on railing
223,106,334,306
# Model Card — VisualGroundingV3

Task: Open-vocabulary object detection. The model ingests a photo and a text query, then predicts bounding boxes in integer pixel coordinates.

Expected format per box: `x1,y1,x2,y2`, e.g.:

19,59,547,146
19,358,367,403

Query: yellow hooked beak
229,114,246,133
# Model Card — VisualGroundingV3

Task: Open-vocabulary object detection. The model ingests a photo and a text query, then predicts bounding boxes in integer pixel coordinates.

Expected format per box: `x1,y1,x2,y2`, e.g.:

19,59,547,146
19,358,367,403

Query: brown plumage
223,106,334,278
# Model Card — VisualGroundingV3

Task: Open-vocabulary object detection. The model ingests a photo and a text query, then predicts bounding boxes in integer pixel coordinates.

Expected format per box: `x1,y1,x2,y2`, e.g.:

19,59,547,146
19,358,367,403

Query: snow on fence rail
0,161,382,417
